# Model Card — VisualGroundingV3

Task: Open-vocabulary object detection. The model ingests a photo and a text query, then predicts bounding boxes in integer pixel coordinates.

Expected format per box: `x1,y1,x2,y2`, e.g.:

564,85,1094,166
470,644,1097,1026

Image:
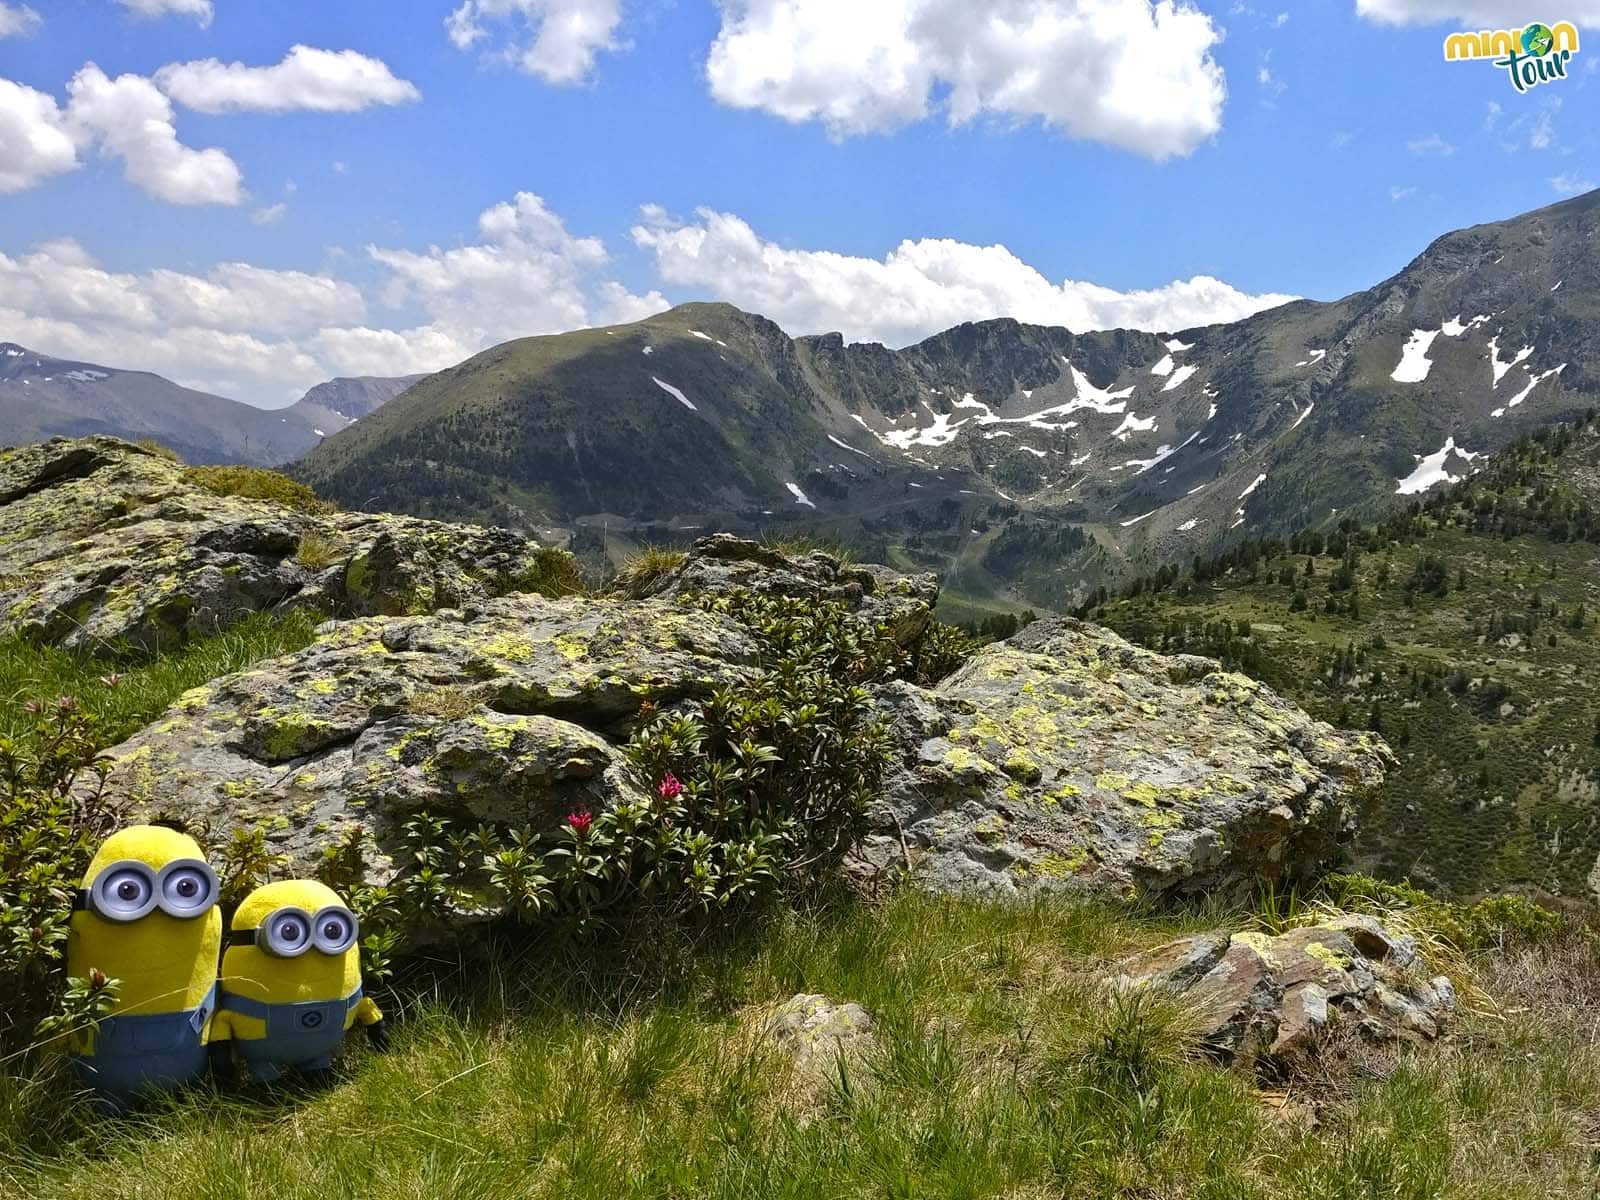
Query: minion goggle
226,905,359,958
72,858,219,921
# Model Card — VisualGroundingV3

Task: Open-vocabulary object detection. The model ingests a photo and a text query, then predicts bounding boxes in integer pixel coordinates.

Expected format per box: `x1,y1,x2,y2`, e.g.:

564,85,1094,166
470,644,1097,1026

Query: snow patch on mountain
652,377,697,411
1396,437,1480,495
1392,329,1441,383
1162,364,1199,392
786,482,815,508
1488,337,1534,387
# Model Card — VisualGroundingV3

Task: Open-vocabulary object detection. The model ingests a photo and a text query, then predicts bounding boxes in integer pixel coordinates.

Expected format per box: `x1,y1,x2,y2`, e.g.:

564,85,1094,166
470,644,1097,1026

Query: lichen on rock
1115,914,1455,1063
857,617,1395,903
0,436,575,653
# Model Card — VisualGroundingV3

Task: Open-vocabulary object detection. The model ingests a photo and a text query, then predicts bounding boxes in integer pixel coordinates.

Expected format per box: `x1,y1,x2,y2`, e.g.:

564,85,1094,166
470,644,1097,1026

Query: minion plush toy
65,825,222,1109
212,879,386,1083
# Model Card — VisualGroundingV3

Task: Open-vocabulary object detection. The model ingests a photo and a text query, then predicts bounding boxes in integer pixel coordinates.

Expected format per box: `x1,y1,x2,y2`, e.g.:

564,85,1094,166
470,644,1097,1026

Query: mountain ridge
294,189,1600,614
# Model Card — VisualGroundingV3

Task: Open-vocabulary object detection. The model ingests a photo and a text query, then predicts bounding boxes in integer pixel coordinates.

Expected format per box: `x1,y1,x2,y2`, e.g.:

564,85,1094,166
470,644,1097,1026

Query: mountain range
0,343,421,467
6,189,1597,619
294,188,1599,615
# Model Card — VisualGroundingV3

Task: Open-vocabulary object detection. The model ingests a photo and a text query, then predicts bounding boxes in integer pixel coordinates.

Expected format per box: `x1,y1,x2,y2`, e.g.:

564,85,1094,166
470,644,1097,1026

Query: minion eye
312,908,358,955
158,862,217,918
263,910,312,957
90,862,158,921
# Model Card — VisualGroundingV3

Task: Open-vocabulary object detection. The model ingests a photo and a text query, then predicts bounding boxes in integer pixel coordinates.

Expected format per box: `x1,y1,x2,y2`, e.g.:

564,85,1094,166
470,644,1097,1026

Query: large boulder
857,617,1394,903
1116,915,1457,1063
92,535,941,879
0,436,566,653
98,593,764,874
85,525,1391,908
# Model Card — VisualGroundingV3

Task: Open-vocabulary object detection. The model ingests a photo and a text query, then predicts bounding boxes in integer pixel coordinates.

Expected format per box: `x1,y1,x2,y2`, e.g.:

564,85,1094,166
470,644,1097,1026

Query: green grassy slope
6,892,1599,1200
1089,417,1600,899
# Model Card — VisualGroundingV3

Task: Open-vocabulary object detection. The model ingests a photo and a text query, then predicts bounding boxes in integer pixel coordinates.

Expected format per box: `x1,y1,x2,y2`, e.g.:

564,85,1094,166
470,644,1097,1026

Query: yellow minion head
220,879,363,1008
65,824,222,1019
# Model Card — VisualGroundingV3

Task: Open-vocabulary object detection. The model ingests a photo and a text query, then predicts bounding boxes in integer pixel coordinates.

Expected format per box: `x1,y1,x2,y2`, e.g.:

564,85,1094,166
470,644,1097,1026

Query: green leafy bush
322,591,900,950
910,621,979,686
1321,873,1563,950
0,698,122,1053
182,465,333,514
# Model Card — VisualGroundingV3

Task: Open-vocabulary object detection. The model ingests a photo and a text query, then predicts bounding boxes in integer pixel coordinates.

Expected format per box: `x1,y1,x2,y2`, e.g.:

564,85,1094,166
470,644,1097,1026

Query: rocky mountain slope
1088,417,1600,902
0,344,418,465
281,373,427,440
293,190,1600,616
0,343,329,465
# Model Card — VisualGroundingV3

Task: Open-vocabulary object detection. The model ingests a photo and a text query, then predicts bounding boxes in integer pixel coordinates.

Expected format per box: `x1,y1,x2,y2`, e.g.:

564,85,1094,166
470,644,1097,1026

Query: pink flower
568,811,593,837
658,772,683,800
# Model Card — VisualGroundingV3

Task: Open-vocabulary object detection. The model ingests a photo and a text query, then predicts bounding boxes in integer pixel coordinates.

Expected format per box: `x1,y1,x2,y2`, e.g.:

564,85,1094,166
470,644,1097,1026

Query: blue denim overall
70,981,217,1109
219,986,365,1082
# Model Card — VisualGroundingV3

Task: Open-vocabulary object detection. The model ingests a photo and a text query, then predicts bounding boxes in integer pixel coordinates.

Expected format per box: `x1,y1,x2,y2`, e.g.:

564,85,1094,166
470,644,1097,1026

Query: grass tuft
182,465,334,515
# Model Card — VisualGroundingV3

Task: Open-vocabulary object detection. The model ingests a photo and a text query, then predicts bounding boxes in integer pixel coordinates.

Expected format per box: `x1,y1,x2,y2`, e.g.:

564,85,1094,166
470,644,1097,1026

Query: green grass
182,466,333,515
0,610,323,745
2,891,1596,1199
610,545,687,593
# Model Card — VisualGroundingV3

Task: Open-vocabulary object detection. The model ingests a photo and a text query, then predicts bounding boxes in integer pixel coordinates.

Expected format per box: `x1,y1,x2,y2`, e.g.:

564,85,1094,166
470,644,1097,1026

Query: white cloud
0,238,367,400
1552,173,1595,196
369,191,612,343
114,0,213,25
1389,185,1418,201
631,205,1294,347
1407,132,1454,156
705,0,1227,160
1356,1,1600,22
66,65,244,205
252,202,288,225
155,46,421,113
0,2,41,37
0,79,78,192
1485,94,1563,152
0,192,662,404
445,0,624,84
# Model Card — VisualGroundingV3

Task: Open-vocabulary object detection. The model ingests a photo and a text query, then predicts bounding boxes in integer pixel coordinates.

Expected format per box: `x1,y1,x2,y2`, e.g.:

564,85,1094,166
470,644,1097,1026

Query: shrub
0,698,123,1053
502,546,588,599
335,591,900,945
182,465,333,514
1321,873,1563,950
910,621,979,686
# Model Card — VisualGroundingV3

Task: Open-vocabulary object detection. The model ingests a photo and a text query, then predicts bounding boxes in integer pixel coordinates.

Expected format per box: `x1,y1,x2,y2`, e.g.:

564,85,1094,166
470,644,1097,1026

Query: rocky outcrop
1116,915,1456,1063
763,995,876,1067
92,534,937,879
0,437,567,653
100,593,764,874
620,532,938,646
858,618,1394,903
86,527,1391,905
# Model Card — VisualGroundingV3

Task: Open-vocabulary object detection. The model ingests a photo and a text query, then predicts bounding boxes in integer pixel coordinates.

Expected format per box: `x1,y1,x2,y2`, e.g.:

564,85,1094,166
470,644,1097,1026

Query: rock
81,514,1389,912
858,617,1394,903
763,994,875,1066
0,436,567,653
1116,919,1455,1064
623,533,938,647
96,593,763,875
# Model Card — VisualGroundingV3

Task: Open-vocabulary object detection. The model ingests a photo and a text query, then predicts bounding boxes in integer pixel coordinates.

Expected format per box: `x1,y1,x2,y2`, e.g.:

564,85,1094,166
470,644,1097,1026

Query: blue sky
0,0,1595,405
